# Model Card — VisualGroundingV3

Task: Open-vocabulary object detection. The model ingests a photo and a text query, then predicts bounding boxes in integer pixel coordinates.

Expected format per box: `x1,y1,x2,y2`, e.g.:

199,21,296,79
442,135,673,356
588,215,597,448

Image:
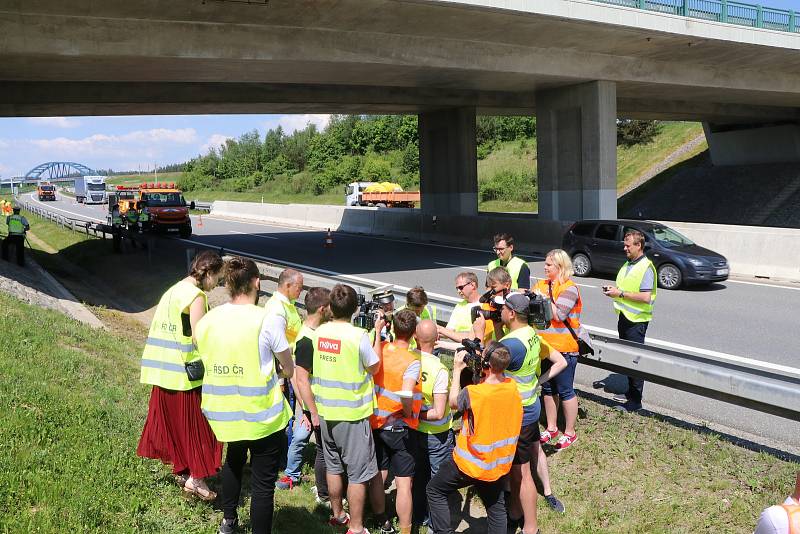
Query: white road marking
725,279,800,291
227,230,278,240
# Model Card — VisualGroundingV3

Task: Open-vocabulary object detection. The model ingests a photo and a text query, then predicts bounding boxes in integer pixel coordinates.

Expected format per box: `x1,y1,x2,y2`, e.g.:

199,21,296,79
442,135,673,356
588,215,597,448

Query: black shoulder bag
548,280,594,357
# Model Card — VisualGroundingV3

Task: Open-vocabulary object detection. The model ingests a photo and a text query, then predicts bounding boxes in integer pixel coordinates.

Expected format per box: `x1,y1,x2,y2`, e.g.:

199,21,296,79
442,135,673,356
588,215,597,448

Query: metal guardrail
593,0,800,33
192,201,213,212
17,199,111,239
22,196,800,422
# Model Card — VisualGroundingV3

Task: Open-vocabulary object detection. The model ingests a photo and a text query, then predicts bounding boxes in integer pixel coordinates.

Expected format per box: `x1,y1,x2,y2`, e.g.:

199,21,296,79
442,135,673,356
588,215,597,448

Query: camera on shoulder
353,287,395,330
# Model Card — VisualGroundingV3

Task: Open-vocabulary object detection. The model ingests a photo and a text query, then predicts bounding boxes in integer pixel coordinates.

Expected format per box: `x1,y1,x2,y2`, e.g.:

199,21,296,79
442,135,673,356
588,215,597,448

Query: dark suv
562,219,729,289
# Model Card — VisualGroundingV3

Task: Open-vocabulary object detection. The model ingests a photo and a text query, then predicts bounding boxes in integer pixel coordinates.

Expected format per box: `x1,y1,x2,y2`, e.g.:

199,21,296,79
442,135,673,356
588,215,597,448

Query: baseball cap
504,293,530,315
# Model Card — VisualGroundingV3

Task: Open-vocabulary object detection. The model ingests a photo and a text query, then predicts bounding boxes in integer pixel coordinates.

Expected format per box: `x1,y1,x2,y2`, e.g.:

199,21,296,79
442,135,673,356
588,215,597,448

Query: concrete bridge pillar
418,107,478,216
536,81,617,221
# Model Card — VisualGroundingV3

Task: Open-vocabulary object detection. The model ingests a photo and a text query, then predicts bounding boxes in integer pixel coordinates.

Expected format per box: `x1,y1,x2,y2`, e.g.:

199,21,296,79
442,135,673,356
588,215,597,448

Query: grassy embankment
1,216,797,533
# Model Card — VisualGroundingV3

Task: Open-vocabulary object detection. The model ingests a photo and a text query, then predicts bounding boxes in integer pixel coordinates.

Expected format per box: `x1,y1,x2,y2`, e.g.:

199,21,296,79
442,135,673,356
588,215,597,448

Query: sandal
184,478,217,501
174,474,189,487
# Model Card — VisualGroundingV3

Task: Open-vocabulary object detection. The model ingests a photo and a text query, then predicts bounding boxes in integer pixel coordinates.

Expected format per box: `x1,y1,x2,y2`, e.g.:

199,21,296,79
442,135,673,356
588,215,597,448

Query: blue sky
0,114,330,178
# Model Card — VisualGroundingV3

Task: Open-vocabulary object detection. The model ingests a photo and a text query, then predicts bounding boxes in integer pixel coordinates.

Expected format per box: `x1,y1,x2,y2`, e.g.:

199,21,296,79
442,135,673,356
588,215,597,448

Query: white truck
75,175,107,204
344,182,420,208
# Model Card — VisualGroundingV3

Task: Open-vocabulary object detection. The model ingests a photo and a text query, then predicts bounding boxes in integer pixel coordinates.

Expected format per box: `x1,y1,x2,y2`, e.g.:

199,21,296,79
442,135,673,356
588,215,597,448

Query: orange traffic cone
324,228,334,248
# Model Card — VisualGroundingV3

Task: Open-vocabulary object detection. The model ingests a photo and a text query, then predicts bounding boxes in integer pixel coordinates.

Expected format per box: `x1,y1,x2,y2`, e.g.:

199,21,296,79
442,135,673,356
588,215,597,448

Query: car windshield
40,186,55,191
346,185,353,195
145,192,185,207
652,225,694,248
88,183,106,191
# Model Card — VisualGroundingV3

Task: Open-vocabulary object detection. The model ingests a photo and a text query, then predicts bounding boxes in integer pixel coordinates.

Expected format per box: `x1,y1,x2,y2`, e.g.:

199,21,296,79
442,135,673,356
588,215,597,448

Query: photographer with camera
426,341,522,534
471,267,513,344
368,309,423,534
311,284,382,534
438,273,481,343
500,294,567,533
488,233,530,291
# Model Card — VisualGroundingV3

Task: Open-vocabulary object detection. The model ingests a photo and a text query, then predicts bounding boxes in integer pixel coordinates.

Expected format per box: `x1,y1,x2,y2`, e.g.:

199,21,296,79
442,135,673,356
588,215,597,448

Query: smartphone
602,285,612,293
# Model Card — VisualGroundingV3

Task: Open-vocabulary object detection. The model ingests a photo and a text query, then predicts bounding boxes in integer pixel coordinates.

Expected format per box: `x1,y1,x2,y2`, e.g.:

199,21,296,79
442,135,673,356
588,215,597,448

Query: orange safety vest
453,378,522,482
783,503,800,534
370,342,423,430
534,279,582,353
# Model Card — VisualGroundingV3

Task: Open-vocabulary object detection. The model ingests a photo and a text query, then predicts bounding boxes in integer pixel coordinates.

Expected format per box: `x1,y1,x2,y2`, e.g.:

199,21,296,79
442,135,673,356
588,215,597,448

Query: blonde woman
533,249,584,450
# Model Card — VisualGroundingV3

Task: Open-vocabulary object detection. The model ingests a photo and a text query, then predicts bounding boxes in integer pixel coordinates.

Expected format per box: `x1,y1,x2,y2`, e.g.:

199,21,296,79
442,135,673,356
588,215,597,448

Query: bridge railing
593,0,799,33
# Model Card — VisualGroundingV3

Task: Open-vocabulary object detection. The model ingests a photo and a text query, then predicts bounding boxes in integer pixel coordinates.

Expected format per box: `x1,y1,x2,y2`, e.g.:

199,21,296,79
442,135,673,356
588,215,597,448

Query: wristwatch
620,291,625,299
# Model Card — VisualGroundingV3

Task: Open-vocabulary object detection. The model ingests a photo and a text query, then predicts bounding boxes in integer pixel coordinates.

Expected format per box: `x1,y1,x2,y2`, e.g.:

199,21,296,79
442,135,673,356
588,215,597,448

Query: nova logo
318,338,341,354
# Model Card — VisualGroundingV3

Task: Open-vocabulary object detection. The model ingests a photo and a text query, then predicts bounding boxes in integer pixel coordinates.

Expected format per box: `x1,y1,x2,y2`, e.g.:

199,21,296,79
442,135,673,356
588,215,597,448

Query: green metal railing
593,0,799,33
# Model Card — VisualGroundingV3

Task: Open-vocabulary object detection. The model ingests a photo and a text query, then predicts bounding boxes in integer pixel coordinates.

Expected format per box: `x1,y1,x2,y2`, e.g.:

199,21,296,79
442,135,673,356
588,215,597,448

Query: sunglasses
456,282,474,291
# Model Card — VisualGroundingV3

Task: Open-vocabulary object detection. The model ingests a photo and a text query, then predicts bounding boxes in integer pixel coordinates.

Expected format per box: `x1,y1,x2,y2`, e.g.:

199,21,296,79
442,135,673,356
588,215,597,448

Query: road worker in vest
499,293,567,533
426,341,522,534
195,257,295,534
368,309,423,534
602,229,658,412
138,202,151,232
411,319,454,531
400,286,437,323
137,251,225,502
264,268,304,446
487,233,530,291
754,471,800,534
308,283,382,534
438,272,481,343
2,206,29,266
278,287,332,493
110,203,123,253
126,203,140,230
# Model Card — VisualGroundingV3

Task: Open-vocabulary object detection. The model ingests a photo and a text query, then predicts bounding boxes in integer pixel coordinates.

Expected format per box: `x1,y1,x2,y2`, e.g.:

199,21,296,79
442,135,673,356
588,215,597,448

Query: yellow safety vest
7,215,25,235
140,280,206,391
488,256,527,290
139,210,150,223
196,304,291,442
614,257,658,323
395,303,437,350
311,321,375,422
447,300,476,334
264,293,302,345
500,326,541,407
417,352,452,435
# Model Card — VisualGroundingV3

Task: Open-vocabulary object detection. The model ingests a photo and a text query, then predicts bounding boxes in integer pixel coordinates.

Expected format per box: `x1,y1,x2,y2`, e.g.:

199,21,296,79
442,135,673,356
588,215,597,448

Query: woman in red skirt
137,250,225,500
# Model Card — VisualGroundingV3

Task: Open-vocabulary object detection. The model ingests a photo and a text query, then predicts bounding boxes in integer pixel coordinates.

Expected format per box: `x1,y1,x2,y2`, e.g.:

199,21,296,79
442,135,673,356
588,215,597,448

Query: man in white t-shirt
412,319,455,530
754,472,800,534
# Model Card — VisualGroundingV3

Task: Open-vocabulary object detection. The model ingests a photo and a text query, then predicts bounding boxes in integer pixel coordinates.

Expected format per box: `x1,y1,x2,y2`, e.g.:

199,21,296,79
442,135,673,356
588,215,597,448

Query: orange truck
37,182,56,201
345,182,420,208
137,182,193,238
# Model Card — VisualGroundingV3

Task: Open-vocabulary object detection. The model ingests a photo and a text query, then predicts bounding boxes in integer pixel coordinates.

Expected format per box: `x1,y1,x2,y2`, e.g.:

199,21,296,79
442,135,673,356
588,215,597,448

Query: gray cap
504,293,530,315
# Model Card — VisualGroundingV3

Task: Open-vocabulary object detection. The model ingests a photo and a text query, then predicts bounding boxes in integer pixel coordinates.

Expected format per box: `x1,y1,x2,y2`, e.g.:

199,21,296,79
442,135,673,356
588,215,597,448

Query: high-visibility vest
196,303,291,442
447,300,477,334
139,210,150,223
487,256,527,290
112,212,123,226
126,210,139,224
311,321,375,422
370,343,423,430
500,326,541,407
140,280,207,391
7,215,25,235
396,303,438,323
614,257,657,323
453,379,522,481
265,293,302,345
534,279,582,353
782,503,800,534
417,352,452,435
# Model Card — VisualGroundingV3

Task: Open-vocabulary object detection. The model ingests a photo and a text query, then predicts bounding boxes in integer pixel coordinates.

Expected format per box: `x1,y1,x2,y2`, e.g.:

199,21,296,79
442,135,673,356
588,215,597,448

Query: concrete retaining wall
211,201,800,281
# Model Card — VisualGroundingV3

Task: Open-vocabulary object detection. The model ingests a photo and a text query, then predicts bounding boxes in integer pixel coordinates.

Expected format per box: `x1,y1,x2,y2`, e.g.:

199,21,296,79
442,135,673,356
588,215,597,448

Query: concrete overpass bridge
2,0,800,220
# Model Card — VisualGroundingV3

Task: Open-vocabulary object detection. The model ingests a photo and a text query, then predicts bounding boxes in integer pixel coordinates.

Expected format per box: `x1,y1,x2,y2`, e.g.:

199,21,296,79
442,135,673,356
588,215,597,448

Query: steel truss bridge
23,161,98,184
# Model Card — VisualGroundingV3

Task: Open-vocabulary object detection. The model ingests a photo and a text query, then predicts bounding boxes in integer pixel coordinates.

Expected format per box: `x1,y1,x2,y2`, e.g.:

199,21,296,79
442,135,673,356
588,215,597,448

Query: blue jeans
283,412,313,481
412,429,455,525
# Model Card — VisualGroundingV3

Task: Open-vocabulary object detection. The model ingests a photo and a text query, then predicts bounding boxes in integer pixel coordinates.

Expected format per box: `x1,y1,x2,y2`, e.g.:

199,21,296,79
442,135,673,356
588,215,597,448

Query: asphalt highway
26,192,800,455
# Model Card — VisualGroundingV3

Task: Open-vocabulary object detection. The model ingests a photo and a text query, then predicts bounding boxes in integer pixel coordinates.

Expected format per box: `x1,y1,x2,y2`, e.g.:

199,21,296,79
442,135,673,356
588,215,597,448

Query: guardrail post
70,220,75,233
638,0,645,9
757,4,763,27
682,0,689,16
790,9,795,31
721,0,728,22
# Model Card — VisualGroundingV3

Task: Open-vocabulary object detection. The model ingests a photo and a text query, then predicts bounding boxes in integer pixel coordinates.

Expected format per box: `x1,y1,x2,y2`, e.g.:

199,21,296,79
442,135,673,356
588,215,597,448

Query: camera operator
438,273,481,342
472,267,512,344
499,294,567,534
426,341,522,534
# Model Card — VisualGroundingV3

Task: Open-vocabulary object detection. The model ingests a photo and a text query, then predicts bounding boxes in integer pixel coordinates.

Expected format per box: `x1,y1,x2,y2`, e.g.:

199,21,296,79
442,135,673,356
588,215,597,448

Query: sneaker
614,401,642,413
276,475,300,490
218,517,238,534
539,428,559,444
328,513,351,527
611,393,628,403
312,485,331,507
544,494,565,514
555,433,577,450
379,521,398,534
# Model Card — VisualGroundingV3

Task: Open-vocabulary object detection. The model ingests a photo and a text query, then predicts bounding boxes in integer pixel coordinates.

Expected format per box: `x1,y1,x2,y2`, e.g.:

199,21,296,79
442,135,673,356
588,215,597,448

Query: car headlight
688,258,706,267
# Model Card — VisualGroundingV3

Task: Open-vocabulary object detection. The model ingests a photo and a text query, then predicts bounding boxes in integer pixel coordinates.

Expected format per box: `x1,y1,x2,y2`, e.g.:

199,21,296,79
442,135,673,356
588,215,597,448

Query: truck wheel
377,202,387,208
179,227,191,239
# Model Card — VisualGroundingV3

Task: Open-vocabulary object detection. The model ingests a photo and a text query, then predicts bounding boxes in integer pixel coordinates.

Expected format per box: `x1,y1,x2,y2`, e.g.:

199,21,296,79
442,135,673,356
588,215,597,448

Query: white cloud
27,117,81,128
199,133,233,154
275,114,331,134
27,128,198,156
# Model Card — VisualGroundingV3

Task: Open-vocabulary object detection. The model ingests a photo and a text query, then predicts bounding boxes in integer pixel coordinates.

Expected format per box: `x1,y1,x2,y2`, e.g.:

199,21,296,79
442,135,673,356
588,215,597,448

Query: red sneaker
555,433,577,450
328,513,351,528
539,428,559,444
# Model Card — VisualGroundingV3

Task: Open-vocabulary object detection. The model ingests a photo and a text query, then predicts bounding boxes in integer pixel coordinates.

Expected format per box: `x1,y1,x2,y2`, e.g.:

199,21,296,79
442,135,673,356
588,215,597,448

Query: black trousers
618,313,649,404
222,430,286,534
313,425,329,499
426,456,507,534
1,235,24,265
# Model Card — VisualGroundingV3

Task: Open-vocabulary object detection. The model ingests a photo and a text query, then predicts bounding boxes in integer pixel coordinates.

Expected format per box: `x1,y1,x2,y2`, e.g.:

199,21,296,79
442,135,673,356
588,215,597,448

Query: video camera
521,291,553,330
470,289,504,323
460,337,488,385
352,286,395,331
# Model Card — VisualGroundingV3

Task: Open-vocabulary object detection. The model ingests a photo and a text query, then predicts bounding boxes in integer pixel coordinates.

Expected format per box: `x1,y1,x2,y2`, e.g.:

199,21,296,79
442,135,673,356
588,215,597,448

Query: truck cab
138,182,193,238
345,182,377,206
37,182,56,201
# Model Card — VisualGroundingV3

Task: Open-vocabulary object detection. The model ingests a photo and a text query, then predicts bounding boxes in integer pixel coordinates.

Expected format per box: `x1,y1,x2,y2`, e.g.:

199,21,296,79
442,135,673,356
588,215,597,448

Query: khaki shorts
319,417,379,484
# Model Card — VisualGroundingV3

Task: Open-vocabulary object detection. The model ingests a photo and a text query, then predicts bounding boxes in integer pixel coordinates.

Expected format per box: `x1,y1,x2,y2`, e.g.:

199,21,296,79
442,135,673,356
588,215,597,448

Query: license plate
167,228,178,232
716,268,729,275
